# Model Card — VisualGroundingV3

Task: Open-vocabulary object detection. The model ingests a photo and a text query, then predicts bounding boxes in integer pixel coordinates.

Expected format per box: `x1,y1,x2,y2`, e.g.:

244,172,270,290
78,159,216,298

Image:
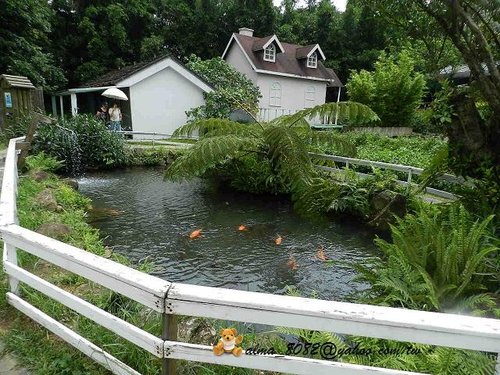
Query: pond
78,168,380,301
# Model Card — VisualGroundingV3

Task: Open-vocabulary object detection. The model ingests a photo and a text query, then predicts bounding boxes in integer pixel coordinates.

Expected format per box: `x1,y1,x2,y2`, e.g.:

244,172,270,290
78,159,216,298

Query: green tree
185,55,261,120
0,0,66,91
347,51,426,127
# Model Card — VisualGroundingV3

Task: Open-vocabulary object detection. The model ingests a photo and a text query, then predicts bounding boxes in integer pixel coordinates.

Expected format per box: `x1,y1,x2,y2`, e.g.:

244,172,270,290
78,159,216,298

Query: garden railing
1,137,499,375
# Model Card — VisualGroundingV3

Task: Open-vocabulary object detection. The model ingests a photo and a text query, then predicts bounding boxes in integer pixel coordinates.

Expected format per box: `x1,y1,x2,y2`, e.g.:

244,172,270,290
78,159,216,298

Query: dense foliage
356,204,499,314
347,51,426,127
0,0,390,91
185,55,261,120
318,132,447,169
32,115,125,174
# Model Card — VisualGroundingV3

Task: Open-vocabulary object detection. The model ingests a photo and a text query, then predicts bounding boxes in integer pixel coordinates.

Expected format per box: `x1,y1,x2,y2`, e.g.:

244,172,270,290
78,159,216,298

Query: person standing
108,103,122,131
96,102,108,122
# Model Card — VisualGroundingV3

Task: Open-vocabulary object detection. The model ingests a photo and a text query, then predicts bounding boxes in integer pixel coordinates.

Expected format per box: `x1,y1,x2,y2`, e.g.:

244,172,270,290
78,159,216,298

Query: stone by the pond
369,190,406,230
178,317,217,345
36,223,72,239
63,179,79,190
30,170,51,182
34,189,59,211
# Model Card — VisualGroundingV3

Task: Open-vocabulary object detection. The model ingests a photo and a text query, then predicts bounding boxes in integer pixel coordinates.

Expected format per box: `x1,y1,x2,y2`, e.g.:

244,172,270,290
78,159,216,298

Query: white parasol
101,87,128,101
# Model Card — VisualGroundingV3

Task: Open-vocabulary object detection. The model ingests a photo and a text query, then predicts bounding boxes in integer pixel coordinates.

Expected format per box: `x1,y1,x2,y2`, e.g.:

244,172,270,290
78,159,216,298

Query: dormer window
307,52,317,68
264,44,276,62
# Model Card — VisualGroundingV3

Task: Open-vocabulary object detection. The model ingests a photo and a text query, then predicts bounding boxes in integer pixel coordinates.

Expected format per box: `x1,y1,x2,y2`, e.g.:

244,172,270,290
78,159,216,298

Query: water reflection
78,168,379,300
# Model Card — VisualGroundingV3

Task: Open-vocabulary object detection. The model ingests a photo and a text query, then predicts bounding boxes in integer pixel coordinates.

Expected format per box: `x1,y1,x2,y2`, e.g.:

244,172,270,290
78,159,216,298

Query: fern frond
172,118,259,138
286,101,380,127
165,135,260,181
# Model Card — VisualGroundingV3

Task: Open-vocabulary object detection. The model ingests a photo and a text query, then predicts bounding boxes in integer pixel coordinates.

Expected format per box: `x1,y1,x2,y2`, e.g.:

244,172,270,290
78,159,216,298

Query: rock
30,170,51,182
178,317,217,345
34,189,58,211
369,190,407,230
63,178,79,190
36,223,72,239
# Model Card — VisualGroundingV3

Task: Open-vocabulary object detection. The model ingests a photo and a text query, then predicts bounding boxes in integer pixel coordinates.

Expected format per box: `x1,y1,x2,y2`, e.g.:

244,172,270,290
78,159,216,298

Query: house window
305,86,315,107
264,44,276,62
270,82,281,107
307,52,317,68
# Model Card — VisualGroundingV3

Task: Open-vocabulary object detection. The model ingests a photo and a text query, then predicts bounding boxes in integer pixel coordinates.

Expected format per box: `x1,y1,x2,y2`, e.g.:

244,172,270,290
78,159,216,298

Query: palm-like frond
165,135,261,180
172,118,259,138
283,101,380,127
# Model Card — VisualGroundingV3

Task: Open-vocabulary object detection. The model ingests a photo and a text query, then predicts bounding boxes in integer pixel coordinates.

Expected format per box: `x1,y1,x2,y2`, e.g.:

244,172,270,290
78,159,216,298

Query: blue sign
4,92,12,108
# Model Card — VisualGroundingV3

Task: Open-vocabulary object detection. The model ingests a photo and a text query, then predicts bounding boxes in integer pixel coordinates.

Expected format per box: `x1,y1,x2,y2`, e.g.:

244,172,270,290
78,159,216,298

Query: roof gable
296,44,326,60
78,56,213,93
252,35,285,53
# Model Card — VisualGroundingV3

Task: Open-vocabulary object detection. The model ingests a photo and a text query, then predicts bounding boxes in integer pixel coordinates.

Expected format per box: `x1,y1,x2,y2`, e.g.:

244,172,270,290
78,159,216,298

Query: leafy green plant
185,55,261,121
356,203,498,312
25,152,64,172
347,50,426,127
166,102,379,217
32,115,126,175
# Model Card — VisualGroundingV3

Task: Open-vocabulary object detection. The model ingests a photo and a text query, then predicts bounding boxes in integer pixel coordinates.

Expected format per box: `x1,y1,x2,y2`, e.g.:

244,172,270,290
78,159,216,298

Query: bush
33,115,126,175
347,50,426,127
185,55,261,121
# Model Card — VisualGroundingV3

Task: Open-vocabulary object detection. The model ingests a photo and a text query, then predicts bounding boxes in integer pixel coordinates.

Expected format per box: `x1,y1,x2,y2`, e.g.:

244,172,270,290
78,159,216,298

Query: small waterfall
55,124,83,176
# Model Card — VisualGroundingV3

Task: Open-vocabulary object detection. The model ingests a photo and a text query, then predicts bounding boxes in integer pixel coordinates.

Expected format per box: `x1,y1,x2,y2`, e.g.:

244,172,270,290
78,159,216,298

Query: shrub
25,152,63,172
356,204,499,313
33,115,126,175
347,50,426,127
185,55,261,120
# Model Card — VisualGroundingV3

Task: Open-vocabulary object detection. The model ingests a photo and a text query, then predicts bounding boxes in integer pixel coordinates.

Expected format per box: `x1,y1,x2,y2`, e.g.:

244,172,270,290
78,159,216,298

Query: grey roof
79,55,213,89
0,74,36,89
230,34,342,85
295,45,316,59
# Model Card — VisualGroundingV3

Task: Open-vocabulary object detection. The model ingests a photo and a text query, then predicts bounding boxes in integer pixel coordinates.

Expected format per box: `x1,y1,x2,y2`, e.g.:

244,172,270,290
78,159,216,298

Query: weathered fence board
1,224,170,312
163,341,426,375
167,283,500,353
4,261,164,357
7,293,141,375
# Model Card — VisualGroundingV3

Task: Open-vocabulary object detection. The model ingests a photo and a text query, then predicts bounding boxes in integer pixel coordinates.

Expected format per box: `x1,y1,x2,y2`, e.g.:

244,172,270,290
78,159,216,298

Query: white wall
129,67,206,136
225,43,258,84
258,75,326,112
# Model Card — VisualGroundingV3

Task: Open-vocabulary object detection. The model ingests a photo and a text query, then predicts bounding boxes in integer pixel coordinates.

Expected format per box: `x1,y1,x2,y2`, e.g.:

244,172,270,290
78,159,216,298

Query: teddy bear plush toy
213,328,243,356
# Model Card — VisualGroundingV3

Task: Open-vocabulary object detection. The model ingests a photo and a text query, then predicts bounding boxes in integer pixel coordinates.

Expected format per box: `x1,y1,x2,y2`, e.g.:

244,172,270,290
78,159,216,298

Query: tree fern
165,135,261,181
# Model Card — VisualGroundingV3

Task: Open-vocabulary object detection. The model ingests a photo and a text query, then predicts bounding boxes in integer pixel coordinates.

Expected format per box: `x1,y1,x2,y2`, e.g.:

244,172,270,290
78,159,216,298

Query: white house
222,28,342,121
54,56,213,137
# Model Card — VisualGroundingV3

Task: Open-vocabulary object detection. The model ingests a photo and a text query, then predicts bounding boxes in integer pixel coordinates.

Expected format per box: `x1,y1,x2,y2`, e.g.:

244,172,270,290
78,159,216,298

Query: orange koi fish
238,225,247,231
189,229,202,239
316,245,328,261
275,235,283,245
287,255,298,271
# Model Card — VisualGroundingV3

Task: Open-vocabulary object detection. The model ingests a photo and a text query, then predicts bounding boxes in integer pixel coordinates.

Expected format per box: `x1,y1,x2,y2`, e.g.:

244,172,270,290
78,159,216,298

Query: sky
272,0,347,12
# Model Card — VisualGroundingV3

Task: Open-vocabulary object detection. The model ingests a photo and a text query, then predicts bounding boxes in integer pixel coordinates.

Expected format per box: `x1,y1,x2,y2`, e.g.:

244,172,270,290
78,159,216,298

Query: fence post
407,168,413,184
3,243,20,295
162,312,178,375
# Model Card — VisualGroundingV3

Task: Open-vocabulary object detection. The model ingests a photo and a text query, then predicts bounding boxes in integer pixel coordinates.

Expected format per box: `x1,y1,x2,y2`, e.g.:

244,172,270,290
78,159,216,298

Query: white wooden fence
1,137,500,375
310,152,464,201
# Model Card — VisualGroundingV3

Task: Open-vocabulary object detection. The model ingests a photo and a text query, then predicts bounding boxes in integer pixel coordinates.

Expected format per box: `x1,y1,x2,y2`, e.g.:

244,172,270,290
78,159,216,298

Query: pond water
78,168,380,301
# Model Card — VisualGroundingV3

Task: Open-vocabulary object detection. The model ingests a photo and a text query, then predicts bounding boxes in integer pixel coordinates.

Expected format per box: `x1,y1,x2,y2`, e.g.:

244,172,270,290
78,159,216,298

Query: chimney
238,27,254,37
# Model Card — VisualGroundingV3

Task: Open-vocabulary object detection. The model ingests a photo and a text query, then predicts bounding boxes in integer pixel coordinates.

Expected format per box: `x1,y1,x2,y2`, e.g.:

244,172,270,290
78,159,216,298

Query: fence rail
1,137,499,375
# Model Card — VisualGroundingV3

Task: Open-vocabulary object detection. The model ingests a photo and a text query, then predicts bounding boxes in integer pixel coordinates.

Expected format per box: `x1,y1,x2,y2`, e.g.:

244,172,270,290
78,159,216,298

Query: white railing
310,152,464,200
258,107,298,122
1,137,499,375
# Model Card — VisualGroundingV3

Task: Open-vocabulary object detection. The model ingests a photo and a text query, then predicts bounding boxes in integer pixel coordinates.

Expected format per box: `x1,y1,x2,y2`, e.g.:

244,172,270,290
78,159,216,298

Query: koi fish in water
238,225,247,231
189,229,202,239
287,255,298,271
316,245,328,261
275,235,283,245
